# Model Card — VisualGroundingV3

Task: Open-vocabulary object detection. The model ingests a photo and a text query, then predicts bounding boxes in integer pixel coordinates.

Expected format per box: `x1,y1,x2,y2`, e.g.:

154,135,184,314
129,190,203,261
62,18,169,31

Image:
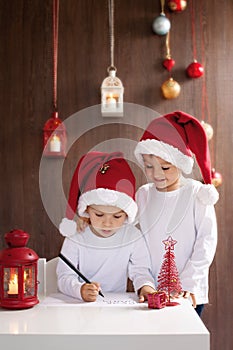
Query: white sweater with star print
136,177,218,305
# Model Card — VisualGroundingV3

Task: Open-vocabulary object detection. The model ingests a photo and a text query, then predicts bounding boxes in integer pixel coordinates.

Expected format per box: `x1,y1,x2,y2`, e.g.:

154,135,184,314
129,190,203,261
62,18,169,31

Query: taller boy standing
134,111,219,315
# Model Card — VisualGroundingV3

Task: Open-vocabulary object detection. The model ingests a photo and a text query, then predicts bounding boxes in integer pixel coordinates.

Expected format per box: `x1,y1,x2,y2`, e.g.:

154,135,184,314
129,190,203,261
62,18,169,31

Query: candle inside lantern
23,270,28,293
106,93,117,107
50,134,61,152
8,273,18,295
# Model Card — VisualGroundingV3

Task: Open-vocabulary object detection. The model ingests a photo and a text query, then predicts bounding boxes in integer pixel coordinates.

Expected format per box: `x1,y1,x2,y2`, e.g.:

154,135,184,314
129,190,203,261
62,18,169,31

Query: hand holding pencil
59,253,104,301
80,282,102,302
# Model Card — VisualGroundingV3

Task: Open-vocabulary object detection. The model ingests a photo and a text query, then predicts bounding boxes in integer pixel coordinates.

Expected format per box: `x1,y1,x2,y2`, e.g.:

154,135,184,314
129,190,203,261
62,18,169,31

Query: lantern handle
107,65,117,74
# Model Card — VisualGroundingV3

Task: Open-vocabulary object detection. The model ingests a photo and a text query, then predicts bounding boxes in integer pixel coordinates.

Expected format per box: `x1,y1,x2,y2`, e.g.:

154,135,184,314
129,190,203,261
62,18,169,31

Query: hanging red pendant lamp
43,111,66,157
43,0,67,158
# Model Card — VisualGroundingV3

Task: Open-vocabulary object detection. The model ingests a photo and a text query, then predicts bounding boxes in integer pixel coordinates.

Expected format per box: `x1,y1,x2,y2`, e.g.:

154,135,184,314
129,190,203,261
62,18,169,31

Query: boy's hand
81,282,101,302
183,291,197,308
76,216,90,232
138,285,156,303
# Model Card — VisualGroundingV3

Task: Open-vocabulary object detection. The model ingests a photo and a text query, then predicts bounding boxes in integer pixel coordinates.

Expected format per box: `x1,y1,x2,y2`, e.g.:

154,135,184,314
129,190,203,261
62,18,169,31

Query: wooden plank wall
0,1,232,349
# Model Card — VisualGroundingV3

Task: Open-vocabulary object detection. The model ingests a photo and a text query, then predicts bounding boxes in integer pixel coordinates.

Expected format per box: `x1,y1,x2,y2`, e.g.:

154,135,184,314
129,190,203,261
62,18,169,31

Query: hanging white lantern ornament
152,0,171,36
101,0,124,117
101,66,124,117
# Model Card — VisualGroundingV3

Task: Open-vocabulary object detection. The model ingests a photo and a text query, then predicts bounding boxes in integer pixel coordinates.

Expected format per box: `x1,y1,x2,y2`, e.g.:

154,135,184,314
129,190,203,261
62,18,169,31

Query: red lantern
147,291,167,309
0,229,39,309
43,111,67,158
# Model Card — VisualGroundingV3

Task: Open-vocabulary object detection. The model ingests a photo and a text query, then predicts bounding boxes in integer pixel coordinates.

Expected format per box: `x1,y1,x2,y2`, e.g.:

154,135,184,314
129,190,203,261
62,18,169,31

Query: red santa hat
134,111,212,184
59,151,138,236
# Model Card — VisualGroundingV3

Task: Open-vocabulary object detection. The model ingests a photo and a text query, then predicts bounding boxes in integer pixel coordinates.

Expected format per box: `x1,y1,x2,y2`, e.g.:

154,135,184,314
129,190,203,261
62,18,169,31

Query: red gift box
147,291,167,309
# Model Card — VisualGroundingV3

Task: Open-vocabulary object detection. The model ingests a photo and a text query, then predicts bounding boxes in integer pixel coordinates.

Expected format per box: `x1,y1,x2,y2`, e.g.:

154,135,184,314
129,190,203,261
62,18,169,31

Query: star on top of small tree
162,236,177,250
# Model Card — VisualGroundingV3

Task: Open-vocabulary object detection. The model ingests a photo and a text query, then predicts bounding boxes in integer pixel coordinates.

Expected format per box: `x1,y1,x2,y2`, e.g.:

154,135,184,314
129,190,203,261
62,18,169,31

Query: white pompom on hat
134,110,213,184
59,151,138,237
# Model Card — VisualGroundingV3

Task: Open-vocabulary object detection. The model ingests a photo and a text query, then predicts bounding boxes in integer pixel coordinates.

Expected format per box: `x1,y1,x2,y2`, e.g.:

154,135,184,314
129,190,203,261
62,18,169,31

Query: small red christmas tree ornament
157,236,182,306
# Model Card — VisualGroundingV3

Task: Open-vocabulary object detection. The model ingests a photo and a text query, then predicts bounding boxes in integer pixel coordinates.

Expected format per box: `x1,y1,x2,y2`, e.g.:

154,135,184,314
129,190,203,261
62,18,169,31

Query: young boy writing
57,151,156,302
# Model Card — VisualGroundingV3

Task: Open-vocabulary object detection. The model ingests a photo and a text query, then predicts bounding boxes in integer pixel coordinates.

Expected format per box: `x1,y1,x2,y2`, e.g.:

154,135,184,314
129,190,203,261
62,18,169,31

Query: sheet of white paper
39,292,145,307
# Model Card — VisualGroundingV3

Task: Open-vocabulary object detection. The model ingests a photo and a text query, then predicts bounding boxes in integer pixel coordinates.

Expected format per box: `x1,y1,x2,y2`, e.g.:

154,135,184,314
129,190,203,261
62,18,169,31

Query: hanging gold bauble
161,78,181,99
201,121,214,141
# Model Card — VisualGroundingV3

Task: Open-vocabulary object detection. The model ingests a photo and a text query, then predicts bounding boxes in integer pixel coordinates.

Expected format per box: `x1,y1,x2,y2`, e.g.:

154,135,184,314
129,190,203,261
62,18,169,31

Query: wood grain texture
0,1,232,349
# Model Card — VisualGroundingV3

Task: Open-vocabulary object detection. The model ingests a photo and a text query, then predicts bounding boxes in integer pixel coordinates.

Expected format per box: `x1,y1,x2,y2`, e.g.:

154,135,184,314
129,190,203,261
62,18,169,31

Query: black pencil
58,252,104,298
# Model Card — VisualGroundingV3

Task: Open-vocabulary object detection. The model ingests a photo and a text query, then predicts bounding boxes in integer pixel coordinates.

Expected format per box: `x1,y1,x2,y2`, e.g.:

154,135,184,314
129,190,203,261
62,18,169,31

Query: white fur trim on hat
134,139,194,174
78,188,138,224
197,184,219,205
59,218,77,237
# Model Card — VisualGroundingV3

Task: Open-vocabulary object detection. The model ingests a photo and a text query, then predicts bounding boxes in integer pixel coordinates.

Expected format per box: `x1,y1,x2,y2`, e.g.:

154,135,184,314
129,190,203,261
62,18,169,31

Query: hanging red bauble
162,57,175,71
211,169,223,188
167,0,187,12
186,60,204,78
161,78,181,99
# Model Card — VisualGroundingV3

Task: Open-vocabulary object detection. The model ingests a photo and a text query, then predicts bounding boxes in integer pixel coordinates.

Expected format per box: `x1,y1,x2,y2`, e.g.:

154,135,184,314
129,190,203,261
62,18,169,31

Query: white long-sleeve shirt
57,225,155,300
136,177,218,305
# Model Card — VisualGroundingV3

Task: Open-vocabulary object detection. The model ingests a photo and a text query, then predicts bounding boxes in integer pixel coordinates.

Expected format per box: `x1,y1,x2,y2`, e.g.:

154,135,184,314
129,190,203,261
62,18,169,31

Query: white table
0,292,209,350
